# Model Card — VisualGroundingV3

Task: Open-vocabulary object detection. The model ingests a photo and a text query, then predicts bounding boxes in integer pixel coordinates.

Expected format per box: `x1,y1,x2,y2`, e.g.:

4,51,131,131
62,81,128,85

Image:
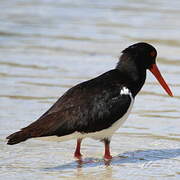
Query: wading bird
7,42,173,160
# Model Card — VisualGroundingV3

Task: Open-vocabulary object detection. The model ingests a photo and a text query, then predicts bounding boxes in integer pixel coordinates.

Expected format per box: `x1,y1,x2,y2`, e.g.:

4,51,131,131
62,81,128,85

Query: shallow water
0,0,180,179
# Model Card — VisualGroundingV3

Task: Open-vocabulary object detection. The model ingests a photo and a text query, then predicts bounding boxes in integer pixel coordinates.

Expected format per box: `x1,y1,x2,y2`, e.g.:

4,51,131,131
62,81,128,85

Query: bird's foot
104,154,112,160
74,152,83,159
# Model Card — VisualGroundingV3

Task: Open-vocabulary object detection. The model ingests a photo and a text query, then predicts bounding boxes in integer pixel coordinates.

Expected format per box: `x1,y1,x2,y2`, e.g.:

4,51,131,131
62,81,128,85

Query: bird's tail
6,130,30,145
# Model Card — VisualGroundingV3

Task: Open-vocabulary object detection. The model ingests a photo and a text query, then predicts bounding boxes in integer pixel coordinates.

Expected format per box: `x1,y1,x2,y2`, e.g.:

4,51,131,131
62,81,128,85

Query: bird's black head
116,42,173,97
121,42,157,70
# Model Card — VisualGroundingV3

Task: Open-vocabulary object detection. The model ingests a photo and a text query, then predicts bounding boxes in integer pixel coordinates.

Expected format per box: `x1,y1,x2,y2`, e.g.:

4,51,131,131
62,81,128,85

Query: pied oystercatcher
7,42,173,160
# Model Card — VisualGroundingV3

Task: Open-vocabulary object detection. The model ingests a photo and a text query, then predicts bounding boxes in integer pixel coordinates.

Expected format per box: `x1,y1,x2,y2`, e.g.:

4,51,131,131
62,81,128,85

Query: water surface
0,0,180,179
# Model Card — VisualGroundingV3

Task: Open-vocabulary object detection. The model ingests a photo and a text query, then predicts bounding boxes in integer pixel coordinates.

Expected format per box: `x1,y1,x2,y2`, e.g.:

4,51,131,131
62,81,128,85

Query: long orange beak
149,64,173,97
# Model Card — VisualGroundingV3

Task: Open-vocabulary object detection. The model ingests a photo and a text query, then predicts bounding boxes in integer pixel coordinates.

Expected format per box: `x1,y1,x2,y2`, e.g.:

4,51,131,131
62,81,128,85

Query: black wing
7,69,132,144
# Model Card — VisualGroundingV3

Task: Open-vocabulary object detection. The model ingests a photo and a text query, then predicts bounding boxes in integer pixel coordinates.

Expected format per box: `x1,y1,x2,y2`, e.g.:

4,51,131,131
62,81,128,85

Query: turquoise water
0,0,180,179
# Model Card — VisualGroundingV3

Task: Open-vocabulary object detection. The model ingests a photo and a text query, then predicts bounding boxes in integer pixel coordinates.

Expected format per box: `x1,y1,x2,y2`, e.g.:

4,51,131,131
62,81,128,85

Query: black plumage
7,69,132,144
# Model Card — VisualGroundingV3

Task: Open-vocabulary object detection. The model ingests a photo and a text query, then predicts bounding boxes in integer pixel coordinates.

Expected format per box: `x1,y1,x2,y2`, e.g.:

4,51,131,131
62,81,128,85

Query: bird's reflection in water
76,158,112,168
75,159,113,180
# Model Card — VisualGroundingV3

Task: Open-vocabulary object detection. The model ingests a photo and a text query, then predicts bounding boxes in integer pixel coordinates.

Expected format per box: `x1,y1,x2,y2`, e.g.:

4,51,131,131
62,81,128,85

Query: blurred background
0,0,180,179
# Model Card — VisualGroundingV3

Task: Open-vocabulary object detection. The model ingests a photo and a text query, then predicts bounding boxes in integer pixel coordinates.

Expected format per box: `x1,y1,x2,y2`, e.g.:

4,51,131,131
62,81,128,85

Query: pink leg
104,139,112,160
74,139,82,159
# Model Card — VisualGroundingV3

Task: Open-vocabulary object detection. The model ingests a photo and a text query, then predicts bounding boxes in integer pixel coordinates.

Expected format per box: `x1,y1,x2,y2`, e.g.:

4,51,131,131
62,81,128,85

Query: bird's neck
116,54,146,97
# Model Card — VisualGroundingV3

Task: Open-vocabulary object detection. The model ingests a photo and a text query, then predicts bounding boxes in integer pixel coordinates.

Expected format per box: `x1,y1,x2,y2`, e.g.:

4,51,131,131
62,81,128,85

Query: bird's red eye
150,51,156,57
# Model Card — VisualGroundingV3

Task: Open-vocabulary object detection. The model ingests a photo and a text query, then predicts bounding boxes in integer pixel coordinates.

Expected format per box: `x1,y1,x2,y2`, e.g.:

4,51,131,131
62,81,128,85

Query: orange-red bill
149,64,173,97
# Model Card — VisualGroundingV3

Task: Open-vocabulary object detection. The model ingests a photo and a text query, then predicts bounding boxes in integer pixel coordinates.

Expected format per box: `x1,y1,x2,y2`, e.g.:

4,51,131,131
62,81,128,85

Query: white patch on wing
38,89,134,142
120,87,131,95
